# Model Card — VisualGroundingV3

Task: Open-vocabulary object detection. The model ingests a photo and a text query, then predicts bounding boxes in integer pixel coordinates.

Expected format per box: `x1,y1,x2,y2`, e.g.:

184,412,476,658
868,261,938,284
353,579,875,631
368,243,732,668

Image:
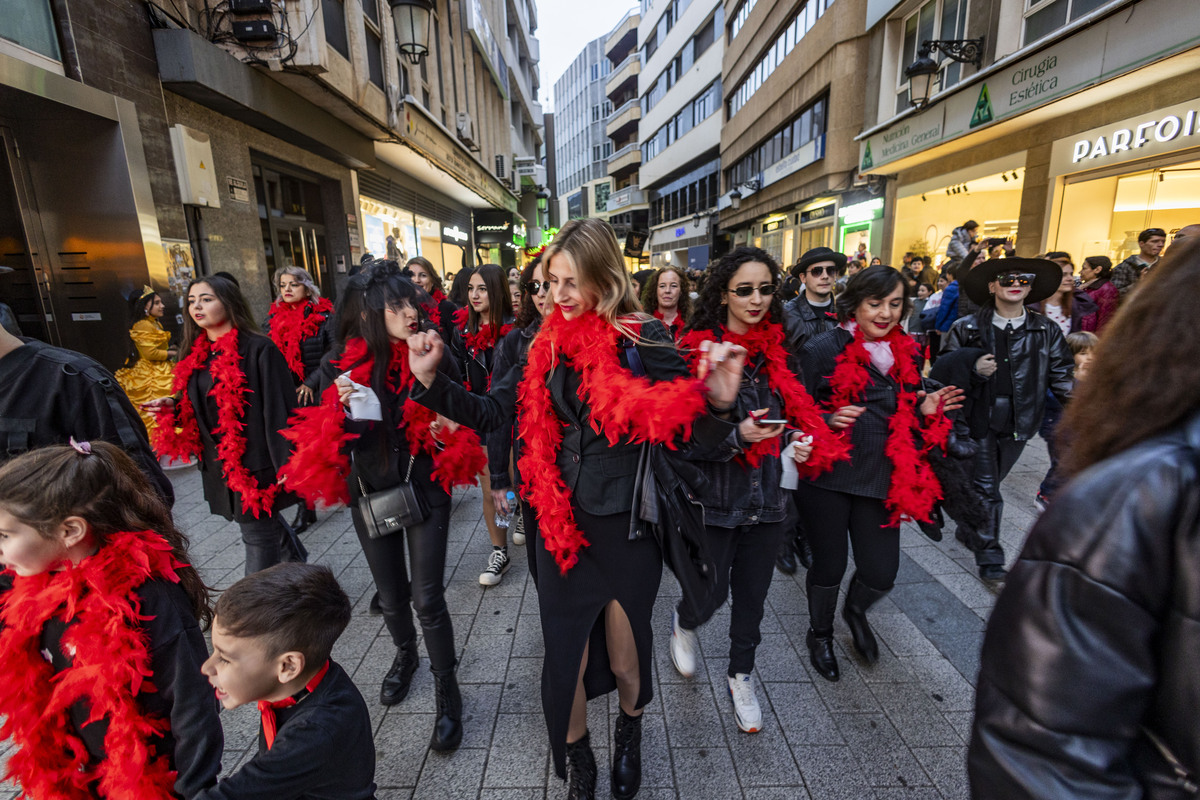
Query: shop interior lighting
905,37,985,109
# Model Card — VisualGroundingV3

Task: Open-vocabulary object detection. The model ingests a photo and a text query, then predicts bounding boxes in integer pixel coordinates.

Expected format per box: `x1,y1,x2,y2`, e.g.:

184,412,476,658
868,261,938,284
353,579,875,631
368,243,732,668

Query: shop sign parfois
1049,97,1200,176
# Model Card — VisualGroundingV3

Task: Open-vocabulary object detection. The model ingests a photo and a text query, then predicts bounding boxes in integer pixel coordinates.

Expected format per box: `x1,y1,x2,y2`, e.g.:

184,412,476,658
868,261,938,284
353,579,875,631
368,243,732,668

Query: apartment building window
729,0,757,40
896,0,967,114
726,95,827,188
727,0,834,118
1023,0,1111,44
643,9,724,114
642,80,722,163
2,0,61,60
322,0,349,58
433,15,445,124
362,0,384,89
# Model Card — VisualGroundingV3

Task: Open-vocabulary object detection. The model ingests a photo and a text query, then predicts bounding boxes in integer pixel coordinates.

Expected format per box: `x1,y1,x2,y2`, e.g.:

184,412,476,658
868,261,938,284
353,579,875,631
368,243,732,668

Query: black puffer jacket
941,308,1073,440
969,411,1200,799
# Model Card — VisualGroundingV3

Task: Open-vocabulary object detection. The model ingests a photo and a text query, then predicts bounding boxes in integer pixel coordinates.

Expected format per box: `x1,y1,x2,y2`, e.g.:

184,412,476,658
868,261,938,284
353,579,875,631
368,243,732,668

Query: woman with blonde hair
407,217,748,800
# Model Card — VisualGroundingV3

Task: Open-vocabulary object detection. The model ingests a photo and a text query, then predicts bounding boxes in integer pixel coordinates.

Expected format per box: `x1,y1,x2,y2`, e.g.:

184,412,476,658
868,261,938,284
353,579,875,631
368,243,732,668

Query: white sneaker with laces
727,672,762,733
669,609,698,678
479,548,510,586
511,507,526,545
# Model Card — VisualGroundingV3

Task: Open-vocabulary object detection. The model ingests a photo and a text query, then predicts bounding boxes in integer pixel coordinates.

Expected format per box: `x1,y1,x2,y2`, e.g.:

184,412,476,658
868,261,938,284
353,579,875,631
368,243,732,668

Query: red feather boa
517,310,708,574
826,325,952,524
423,289,448,328
677,322,849,475
456,307,512,355
653,310,684,342
152,329,278,517
0,530,187,799
268,297,333,379
279,337,485,507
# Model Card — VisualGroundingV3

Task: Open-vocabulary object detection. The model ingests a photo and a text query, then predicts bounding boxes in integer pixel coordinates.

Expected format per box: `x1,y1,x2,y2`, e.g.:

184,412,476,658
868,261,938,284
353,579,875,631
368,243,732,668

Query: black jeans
794,482,899,591
350,492,456,671
239,515,287,576
960,432,1027,567
677,520,787,677
1038,392,1065,499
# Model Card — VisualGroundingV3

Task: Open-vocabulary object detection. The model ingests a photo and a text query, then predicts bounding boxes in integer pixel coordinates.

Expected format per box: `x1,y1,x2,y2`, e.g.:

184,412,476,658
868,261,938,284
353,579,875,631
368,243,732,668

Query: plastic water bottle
494,490,517,528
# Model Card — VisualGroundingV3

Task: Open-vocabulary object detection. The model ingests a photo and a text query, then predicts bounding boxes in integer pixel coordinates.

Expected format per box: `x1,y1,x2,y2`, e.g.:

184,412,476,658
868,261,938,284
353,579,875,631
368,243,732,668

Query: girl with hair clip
263,266,333,407
115,286,176,436
639,265,692,341
487,256,551,574
278,261,484,751
143,274,301,575
406,256,459,346
405,217,747,800
453,263,517,585
673,246,847,734
796,266,963,683
0,440,222,799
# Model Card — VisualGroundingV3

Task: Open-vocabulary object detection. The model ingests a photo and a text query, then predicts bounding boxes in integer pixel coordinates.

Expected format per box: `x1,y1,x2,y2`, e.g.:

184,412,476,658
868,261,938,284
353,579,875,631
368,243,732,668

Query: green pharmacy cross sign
970,83,994,129
861,141,874,171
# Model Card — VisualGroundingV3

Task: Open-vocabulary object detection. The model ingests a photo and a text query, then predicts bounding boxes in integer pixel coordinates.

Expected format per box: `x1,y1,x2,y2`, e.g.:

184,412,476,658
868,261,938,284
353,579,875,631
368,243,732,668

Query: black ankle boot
843,575,890,665
795,531,815,570
806,579,840,682
379,641,419,706
430,665,463,752
611,710,642,800
565,733,597,800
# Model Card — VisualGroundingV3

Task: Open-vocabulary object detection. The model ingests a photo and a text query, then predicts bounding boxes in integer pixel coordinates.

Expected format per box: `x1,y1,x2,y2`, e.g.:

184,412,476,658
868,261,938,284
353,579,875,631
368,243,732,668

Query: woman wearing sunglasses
405,217,746,800
796,266,963,682
639,266,691,341
942,258,1074,581
673,247,846,734
485,256,551,578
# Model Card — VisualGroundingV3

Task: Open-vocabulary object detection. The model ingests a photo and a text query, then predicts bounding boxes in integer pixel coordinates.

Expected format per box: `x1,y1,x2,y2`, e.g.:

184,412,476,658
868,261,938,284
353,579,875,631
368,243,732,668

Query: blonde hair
274,265,321,301
543,217,647,340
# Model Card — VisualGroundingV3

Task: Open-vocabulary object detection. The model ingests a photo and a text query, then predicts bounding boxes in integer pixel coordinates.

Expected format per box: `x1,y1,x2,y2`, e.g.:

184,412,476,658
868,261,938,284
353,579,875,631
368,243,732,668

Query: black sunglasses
996,273,1036,287
726,284,778,297
804,265,842,277
523,280,549,294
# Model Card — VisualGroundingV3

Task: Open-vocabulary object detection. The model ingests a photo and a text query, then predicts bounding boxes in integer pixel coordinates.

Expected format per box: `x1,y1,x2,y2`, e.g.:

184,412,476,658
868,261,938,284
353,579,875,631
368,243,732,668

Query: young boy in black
198,563,376,799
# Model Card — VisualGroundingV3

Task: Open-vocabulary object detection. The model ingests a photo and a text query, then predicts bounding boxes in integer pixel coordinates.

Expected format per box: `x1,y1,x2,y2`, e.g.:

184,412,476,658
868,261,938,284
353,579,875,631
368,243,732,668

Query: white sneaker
669,609,698,678
511,508,526,545
479,548,510,586
727,673,763,733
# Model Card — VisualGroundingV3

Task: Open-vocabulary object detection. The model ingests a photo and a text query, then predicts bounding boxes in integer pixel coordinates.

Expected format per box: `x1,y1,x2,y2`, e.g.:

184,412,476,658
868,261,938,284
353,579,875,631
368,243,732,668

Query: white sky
535,1,639,111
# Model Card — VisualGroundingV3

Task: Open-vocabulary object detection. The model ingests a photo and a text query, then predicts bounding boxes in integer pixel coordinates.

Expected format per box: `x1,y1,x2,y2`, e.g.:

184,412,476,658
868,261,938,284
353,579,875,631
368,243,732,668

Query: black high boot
805,578,840,682
379,640,419,706
429,664,463,752
611,709,642,800
843,574,890,665
565,733,597,800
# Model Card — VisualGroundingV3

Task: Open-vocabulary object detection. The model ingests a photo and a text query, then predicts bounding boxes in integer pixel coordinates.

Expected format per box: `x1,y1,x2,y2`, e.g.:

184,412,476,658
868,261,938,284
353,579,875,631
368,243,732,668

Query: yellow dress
114,319,175,434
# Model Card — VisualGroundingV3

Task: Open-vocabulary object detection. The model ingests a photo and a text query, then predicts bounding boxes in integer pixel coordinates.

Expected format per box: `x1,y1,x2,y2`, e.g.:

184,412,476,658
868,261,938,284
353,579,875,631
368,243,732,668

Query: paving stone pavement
0,441,1052,799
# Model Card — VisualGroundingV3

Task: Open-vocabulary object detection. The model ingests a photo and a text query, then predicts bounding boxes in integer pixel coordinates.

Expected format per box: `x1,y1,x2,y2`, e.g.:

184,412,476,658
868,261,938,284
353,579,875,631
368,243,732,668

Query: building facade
552,37,612,225
602,10,650,267
719,0,879,271
640,0,725,270
857,0,1200,266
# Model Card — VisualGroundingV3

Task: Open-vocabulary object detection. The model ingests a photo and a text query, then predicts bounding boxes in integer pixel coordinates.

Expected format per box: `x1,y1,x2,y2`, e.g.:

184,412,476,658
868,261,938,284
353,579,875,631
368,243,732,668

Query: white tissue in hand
779,435,814,490
339,371,383,421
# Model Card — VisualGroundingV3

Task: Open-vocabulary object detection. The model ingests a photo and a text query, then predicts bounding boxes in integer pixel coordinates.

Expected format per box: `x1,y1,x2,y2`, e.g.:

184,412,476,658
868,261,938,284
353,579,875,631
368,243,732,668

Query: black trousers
677,520,787,677
795,482,899,591
350,494,457,671
959,432,1027,567
239,515,290,576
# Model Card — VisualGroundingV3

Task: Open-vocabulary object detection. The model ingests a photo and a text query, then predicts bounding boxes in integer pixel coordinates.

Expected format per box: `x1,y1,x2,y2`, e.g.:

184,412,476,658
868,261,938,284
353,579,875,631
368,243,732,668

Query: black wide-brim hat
960,257,1063,306
795,247,847,275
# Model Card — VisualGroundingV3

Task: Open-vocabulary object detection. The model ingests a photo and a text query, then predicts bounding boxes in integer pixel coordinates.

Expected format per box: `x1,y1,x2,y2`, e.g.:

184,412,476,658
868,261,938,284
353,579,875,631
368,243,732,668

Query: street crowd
0,216,1197,799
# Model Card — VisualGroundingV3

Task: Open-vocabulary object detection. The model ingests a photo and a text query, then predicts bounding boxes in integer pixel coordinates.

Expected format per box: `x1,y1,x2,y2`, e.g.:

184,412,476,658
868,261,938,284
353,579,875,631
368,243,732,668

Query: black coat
487,319,540,491
186,332,296,521
782,294,837,355
411,319,735,516
969,411,1200,799
941,309,1074,441
263,304,335,390
0,338,173,504
452,315,514,395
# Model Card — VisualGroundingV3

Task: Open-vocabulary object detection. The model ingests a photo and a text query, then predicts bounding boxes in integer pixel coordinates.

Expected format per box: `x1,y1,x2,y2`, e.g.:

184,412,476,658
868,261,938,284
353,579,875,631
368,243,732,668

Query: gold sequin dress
114,318,174,434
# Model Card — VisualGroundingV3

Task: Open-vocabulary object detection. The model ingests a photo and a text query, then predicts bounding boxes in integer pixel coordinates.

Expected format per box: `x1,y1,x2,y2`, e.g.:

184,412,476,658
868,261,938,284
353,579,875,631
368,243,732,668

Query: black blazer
487,319,540,491
800,327,923,500
412,318,735,516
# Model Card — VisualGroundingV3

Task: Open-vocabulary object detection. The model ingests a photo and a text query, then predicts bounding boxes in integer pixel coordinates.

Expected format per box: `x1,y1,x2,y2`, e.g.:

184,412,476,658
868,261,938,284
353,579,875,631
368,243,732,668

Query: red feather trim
152,330,278,517
0,530,187,799
423,290,448,328
517,310,708,574
268,297,333,379
652,310,684,342
677,323,849,476
279,336,484,507
825,325,952,524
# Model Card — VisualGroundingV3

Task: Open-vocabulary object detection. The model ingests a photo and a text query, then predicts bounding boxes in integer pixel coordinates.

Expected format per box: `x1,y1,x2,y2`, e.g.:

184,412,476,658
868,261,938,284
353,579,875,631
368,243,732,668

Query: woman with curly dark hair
969,235,1200,798
639,266,691,341
672,246,844,733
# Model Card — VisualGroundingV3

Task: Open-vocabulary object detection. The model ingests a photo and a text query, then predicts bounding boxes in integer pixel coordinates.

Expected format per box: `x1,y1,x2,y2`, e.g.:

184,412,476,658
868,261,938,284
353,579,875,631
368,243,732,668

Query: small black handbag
357,455,427,538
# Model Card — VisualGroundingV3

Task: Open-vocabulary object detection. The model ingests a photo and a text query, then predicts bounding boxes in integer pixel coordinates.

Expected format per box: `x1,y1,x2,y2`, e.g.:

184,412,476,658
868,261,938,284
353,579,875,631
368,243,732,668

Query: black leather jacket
411,319,735,516
969,411,1200,798
941,309,1073,441
782,294,837,355
487,320,540,491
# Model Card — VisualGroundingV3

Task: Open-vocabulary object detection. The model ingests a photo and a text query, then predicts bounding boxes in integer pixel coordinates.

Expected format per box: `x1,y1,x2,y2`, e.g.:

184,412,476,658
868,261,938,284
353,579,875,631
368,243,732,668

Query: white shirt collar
992,309,1027,330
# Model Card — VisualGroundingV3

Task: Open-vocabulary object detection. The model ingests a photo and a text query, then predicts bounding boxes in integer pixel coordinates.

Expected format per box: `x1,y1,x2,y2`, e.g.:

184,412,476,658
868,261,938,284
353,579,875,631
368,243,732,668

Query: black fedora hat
794,247,847,275
960,257,1062,306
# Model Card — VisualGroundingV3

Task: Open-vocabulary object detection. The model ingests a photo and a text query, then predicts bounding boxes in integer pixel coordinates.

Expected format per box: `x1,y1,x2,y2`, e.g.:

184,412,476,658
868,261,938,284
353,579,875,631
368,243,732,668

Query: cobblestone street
0,442,1049,799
